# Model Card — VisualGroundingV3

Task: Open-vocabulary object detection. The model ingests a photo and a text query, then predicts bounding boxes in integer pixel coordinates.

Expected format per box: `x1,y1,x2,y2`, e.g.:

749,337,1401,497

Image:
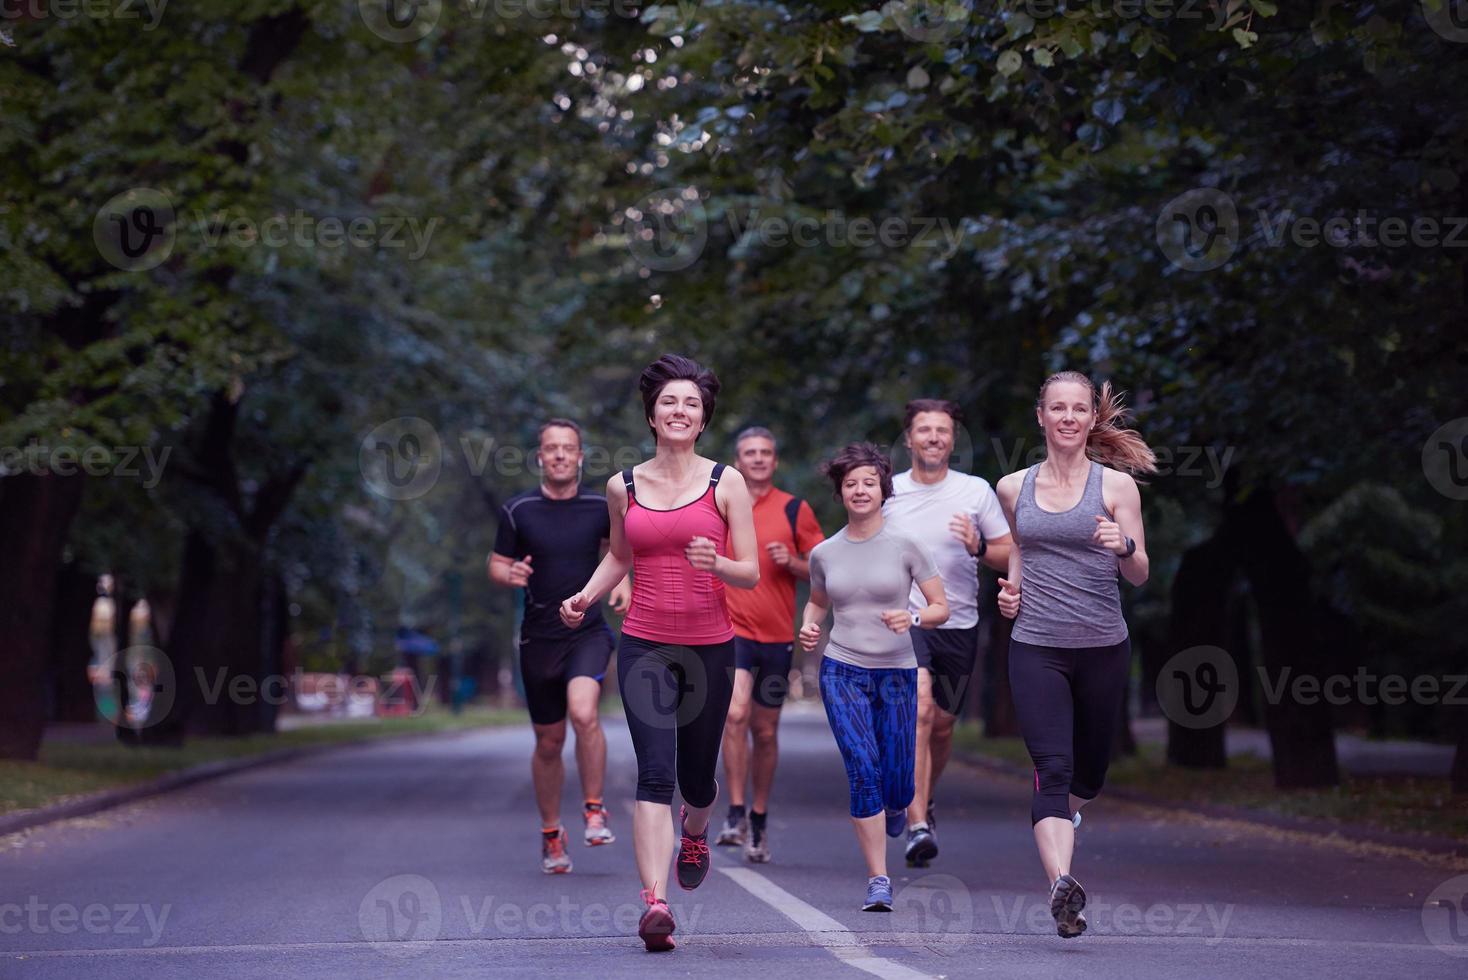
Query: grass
0,704,523,817
952,727,1468,843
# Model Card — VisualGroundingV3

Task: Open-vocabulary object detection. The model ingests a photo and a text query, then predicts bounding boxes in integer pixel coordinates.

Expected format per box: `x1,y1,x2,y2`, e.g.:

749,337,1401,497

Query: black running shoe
1049,873,1088,939
904,825,937,867
676,806,712,890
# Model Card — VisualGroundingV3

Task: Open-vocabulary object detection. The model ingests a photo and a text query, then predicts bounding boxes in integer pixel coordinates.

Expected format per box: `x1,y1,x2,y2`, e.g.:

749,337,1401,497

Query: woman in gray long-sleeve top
995,371,1157,940
799,443,947,913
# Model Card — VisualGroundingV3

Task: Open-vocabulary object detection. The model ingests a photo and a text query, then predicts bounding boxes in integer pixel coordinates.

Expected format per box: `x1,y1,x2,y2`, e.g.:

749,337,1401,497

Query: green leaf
1232,28,1258,48
997,50,1023,77
907,65,931,89
1248,0,1278,15
1032,47,1054,68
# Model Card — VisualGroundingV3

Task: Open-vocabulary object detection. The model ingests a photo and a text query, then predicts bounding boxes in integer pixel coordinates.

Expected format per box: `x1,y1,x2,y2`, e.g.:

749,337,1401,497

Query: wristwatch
975,531,987,558
1120,535,1136,558
911,611,922,628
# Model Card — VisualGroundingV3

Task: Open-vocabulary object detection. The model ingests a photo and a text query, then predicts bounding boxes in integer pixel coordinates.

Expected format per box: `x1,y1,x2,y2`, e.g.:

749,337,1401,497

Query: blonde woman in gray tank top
994,371,1157,940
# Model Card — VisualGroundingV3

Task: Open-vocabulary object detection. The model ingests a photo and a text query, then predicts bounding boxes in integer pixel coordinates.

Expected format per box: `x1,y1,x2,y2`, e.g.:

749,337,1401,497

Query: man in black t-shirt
489,418,630,874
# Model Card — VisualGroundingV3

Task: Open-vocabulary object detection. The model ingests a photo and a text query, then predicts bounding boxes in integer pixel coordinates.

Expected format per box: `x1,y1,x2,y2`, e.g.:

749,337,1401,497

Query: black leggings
617,634,736,807
1009,637,1131,825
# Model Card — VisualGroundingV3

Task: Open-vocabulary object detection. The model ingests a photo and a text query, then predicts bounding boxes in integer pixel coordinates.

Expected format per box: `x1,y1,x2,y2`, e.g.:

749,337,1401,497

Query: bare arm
1101,470,1149,587
995,472,1024,618
561,478,634,627
798,589,830,653
710,466,760,589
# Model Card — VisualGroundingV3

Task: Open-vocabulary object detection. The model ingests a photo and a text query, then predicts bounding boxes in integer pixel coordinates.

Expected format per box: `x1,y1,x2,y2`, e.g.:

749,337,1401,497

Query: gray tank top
1010,461,1128,648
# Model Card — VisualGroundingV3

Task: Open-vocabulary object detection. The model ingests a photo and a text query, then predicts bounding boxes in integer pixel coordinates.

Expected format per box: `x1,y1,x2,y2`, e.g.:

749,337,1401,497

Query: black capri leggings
1009,637,1131,825
617,634,736,807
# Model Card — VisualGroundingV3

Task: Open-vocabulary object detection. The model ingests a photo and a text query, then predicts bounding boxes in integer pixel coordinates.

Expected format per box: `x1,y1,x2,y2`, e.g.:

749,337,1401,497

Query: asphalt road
3,704,1465,979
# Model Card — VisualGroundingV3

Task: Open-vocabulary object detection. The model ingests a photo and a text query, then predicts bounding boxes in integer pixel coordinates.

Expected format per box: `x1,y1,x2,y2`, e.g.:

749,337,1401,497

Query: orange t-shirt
725,486,826,643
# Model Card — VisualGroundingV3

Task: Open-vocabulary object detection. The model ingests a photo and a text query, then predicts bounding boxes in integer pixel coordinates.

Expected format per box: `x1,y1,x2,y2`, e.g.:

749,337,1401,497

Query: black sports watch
1120,535,1136,558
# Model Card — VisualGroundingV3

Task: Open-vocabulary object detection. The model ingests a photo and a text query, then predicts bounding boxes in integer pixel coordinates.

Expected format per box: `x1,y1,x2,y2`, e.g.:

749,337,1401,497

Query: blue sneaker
862,875,893,912
884,808,907,838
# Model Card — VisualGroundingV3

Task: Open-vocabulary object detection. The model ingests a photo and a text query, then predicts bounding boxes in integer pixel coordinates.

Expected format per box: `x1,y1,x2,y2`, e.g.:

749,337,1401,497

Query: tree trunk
1165,534,1234,768
0,472,86,759
1235,487,1340,789
49,557,99,724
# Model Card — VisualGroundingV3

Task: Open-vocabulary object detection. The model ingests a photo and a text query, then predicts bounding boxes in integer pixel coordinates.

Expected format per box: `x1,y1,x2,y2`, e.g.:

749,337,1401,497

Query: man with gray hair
715,426,825,862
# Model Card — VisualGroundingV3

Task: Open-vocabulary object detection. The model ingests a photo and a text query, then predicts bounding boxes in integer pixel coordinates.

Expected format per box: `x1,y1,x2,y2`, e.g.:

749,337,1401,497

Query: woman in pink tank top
560,354,758,952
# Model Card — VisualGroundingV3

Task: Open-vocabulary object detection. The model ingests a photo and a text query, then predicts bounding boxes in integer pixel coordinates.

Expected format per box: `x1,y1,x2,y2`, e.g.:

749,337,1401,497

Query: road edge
954,748,1468,859
0,726,500,839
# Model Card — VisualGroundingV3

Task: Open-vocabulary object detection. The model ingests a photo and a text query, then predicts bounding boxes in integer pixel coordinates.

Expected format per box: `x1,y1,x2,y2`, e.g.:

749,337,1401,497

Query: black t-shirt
492,487,611,641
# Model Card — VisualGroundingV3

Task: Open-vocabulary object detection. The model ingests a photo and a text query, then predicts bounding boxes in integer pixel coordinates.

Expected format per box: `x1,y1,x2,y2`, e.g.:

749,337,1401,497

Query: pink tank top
620,464,735,646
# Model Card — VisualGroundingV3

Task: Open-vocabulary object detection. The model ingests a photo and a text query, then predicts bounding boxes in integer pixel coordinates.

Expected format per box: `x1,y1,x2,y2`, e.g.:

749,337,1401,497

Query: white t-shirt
882,469,1010,629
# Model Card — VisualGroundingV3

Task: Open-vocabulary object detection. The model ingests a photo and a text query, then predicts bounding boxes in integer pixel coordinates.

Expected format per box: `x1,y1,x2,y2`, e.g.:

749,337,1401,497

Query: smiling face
736,435,777,484
904,410,955,474
1036,379,1094,452
649,379,706,446
537,425,583,488
840,465,884,519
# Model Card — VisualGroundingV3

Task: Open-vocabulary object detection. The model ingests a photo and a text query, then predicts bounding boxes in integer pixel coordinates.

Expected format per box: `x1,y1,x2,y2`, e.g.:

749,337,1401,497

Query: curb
955,749,1468,859
0,726,498,839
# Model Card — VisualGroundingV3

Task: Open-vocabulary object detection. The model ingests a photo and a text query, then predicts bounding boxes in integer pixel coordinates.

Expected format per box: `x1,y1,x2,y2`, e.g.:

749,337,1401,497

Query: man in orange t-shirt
714,426,825,863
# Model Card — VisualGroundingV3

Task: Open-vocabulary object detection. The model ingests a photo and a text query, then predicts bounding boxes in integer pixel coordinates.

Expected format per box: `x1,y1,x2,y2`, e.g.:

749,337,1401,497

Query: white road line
719,866,938,980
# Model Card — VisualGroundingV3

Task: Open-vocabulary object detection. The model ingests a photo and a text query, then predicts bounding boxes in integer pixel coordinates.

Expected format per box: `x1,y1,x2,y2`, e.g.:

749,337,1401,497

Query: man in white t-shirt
882,398,1012,867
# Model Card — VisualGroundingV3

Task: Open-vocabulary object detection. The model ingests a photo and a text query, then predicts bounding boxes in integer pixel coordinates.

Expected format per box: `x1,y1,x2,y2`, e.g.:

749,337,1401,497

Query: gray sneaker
715,815,748,847
744,823,771,863
1049,873,1088,938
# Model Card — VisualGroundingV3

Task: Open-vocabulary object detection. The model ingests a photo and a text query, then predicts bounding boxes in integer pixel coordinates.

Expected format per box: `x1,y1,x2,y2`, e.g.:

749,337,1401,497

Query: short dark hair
638,353,720,442
903,398,963,431
820,442,895,502
538,418,582,447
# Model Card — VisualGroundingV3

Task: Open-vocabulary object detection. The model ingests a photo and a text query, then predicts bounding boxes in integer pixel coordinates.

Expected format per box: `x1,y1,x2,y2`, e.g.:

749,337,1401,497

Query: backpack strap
785,496,803,543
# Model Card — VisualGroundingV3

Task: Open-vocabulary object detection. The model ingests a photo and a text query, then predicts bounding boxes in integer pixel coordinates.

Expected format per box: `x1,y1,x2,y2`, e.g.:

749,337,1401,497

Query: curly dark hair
638,353,720,442
820,442,895,502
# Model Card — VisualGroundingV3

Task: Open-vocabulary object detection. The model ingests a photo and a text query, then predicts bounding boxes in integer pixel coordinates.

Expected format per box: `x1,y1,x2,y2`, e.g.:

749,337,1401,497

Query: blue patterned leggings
820,657,918,819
